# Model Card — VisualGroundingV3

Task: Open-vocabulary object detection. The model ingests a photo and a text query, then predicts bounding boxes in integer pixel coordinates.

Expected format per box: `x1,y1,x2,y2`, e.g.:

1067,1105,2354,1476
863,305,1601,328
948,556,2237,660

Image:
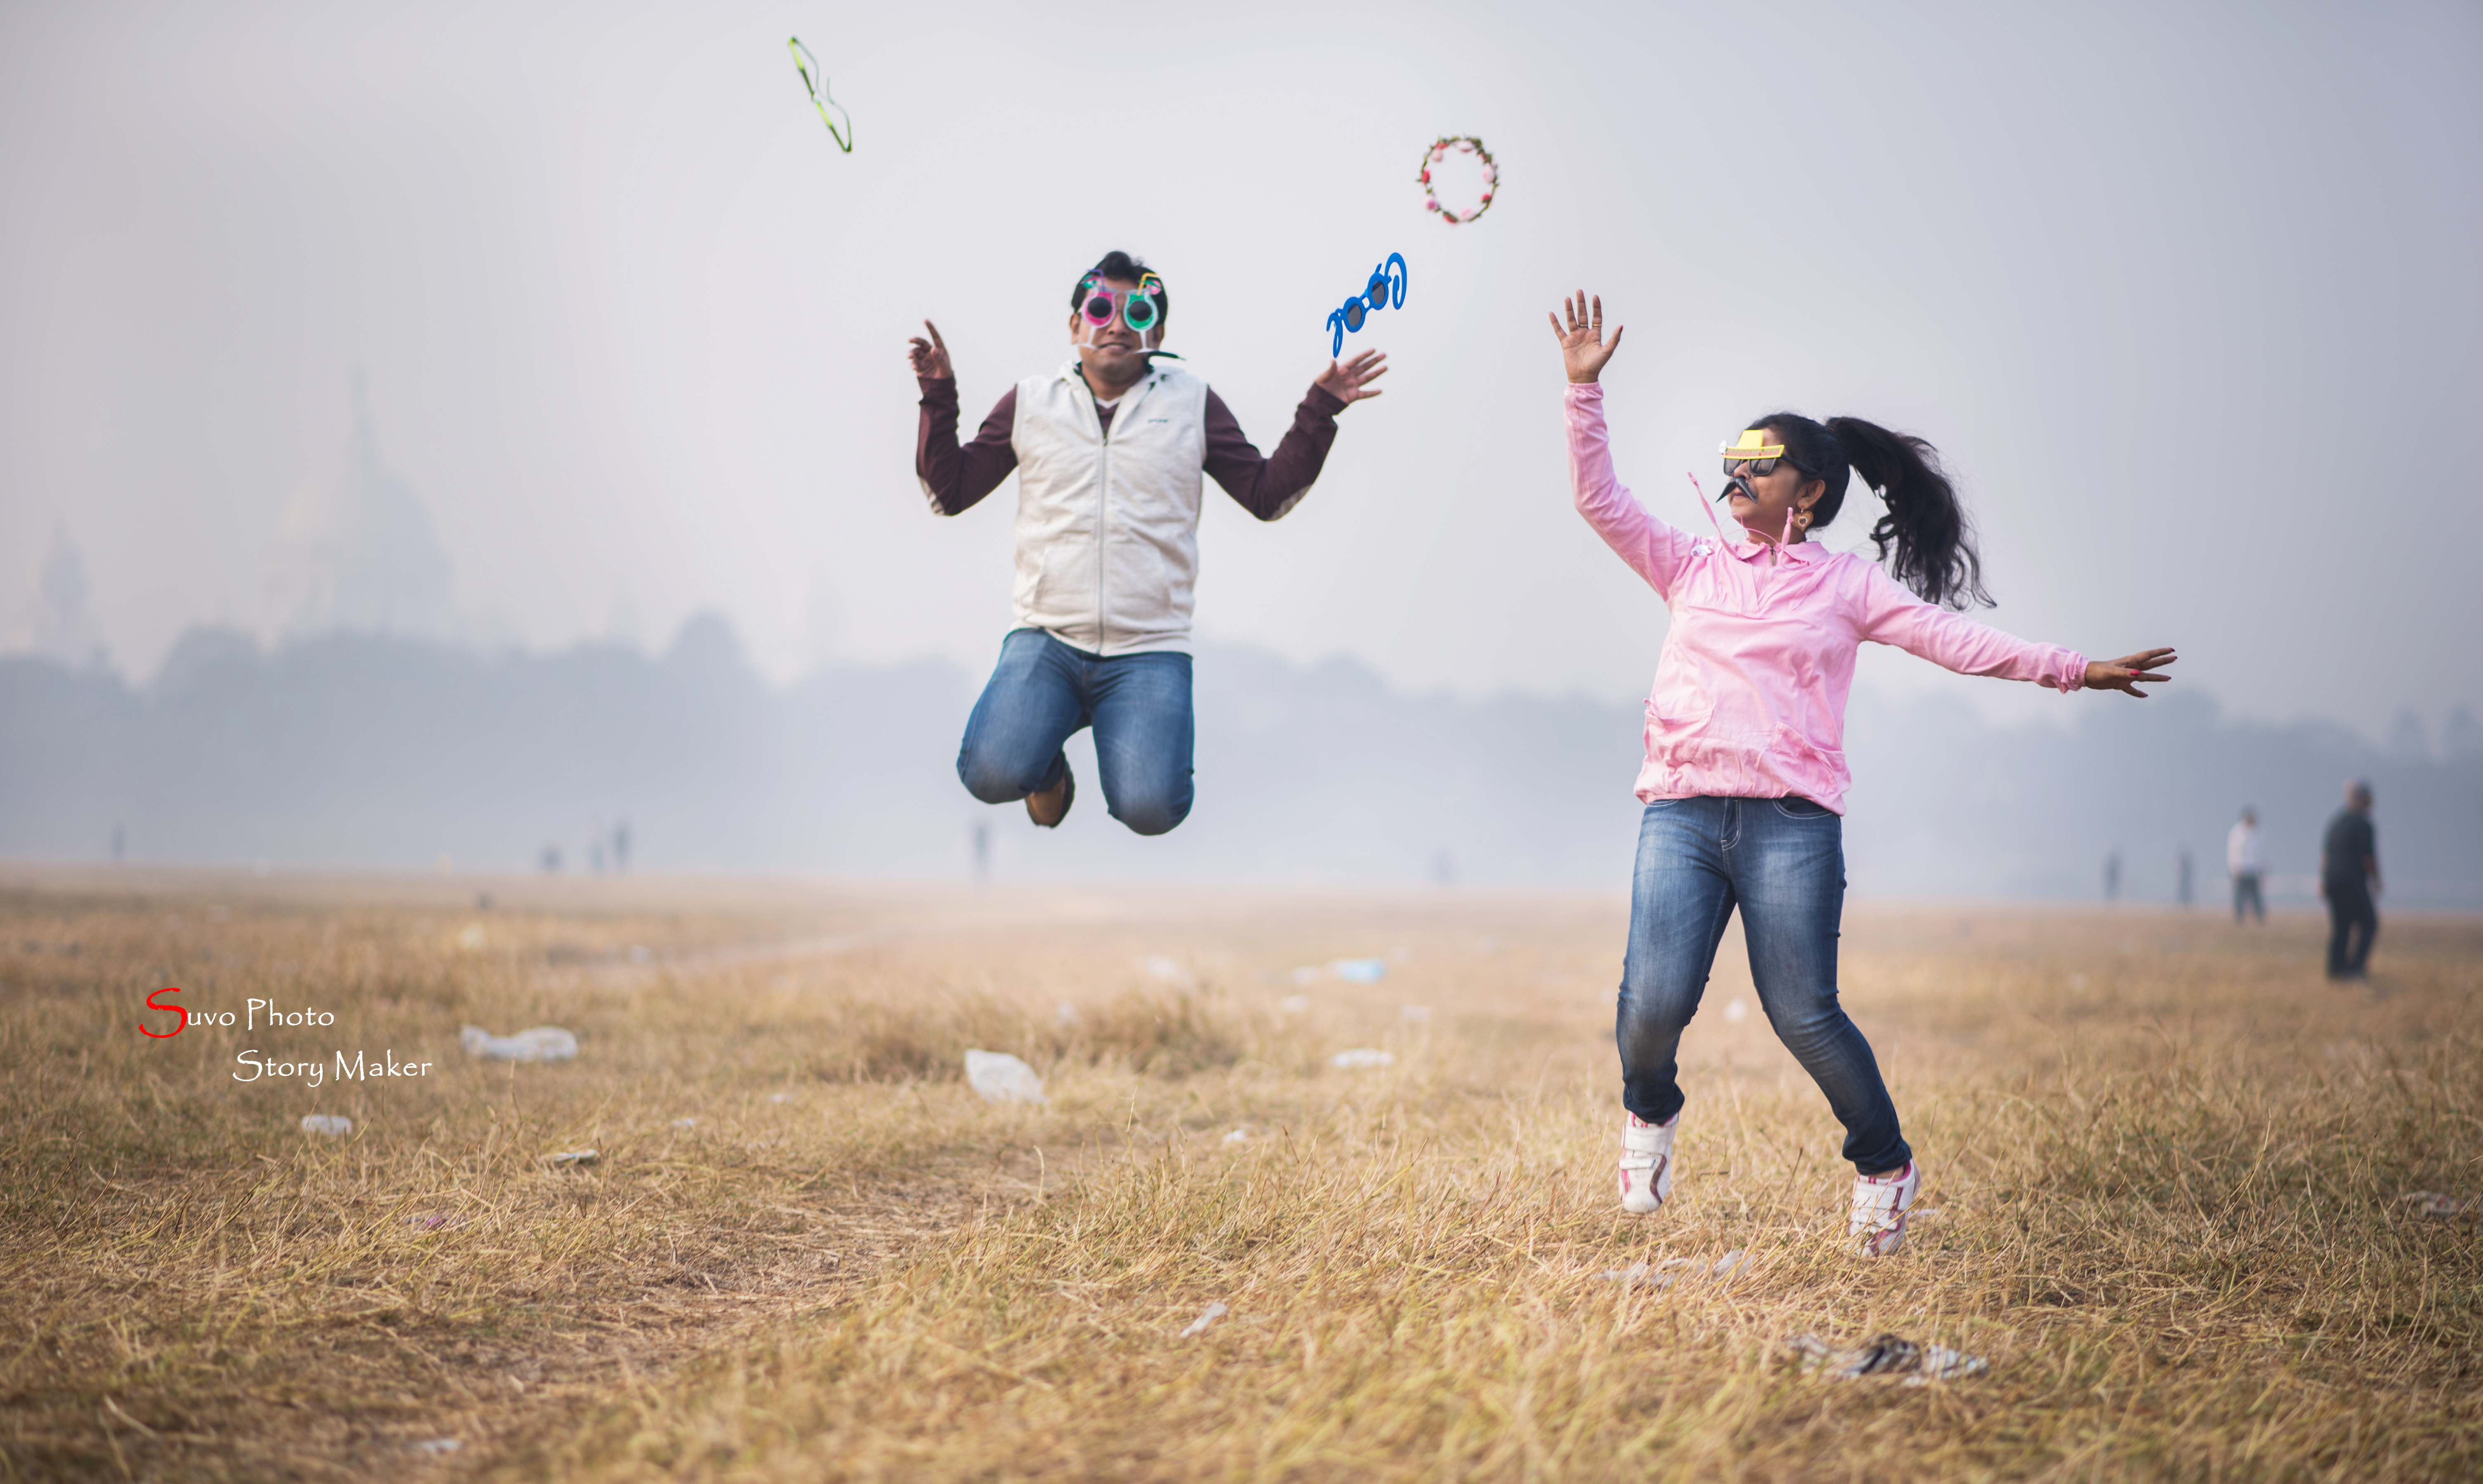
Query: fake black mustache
1720,475,1756,503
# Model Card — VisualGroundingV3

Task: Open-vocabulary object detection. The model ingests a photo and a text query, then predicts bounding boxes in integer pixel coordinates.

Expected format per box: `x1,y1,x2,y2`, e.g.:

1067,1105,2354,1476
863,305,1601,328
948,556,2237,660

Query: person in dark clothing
2320,780,2381,980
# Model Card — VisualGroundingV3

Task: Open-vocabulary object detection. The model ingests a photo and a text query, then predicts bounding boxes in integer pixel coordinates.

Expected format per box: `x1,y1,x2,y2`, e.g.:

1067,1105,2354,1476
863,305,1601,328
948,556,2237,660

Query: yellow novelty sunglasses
1720,429,1789,477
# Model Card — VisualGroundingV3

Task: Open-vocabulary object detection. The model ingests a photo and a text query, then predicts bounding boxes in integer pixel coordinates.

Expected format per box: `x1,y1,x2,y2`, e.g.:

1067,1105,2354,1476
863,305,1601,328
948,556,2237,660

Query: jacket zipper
1096,414,1109,654
1089,371,1157,656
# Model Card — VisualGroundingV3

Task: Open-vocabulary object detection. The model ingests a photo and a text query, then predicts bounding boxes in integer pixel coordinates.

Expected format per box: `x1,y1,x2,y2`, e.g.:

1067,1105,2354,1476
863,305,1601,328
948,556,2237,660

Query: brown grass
2,872,2478,1482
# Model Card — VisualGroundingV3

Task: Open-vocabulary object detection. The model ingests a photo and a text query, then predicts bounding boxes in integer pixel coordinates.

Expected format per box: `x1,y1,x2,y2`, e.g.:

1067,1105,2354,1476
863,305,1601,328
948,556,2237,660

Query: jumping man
911,251,1386,834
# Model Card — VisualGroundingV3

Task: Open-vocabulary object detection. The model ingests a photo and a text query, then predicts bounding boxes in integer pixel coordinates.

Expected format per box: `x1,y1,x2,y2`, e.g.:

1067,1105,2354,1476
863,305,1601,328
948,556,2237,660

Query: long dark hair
1748,411,1991,609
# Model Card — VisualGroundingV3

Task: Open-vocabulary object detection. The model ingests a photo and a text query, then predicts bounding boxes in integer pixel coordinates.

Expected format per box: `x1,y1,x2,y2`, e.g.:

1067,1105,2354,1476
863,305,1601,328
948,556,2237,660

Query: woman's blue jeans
1618,796,1910,1176
956,629,1195,837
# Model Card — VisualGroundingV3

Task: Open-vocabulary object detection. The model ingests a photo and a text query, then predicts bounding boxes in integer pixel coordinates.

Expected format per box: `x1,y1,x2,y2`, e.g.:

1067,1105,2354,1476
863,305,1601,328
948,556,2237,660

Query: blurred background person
2321,781,2381,980
2227,807,2266,923
2175,845,2194,908
2104,849,2122,904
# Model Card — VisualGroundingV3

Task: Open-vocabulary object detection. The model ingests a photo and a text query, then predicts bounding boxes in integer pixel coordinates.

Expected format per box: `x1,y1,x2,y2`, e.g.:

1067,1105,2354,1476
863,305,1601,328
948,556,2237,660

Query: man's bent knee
957,746,1053,806
1110,787,1193,837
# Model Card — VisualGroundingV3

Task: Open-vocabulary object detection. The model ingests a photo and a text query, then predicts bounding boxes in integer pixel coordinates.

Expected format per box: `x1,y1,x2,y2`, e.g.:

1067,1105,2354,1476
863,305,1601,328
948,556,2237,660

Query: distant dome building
267,371,454,638
31,523,109,669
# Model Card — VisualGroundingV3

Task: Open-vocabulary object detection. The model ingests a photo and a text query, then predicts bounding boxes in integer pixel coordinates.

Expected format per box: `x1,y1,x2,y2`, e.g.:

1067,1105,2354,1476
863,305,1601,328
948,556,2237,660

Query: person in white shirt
2227,807,2266,923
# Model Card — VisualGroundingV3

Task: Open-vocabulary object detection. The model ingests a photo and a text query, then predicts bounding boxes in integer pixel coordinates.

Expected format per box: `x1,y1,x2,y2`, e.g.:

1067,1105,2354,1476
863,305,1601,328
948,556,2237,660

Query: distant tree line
2,617,2476,904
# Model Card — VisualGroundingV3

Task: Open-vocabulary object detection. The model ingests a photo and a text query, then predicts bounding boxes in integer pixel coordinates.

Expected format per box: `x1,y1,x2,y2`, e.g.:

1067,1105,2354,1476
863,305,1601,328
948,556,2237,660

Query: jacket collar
1722,534,1827,564
1059,358,1159,397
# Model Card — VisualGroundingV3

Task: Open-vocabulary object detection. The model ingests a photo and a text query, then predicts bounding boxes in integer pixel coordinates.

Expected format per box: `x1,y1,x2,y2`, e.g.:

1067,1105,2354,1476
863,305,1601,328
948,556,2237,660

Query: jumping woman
1550,291,2174,1255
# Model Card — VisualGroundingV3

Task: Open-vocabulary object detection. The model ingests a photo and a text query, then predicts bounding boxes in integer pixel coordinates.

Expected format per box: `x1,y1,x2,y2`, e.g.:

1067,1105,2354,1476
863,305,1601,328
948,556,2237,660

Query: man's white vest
1008,359,1210,657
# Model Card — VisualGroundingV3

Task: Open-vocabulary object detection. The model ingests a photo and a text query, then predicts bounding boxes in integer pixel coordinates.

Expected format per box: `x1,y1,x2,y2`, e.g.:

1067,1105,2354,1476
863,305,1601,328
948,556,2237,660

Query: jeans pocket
1771,795,1832,820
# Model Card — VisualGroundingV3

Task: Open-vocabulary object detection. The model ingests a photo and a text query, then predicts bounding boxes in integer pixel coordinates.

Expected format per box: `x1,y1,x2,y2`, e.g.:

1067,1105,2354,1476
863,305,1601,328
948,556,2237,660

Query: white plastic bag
964,1049,1046,1105
300,1114,352,1136
461,1024,579,1062
1330,1048,1394,1070
1332,958,1388,983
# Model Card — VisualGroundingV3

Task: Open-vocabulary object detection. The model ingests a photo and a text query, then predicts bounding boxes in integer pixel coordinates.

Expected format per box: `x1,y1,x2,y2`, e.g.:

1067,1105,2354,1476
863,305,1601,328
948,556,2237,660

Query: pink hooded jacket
1568,383,2086,814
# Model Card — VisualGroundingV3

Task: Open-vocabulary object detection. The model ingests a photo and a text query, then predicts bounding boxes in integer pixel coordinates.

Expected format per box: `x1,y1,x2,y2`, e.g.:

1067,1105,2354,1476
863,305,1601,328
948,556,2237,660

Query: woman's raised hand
2085,648,2178,697
1548,291,1623,384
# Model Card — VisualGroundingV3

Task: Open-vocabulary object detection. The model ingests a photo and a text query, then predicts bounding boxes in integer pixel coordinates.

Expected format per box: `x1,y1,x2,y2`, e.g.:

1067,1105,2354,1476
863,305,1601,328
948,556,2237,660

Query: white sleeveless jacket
1009,359,1210,657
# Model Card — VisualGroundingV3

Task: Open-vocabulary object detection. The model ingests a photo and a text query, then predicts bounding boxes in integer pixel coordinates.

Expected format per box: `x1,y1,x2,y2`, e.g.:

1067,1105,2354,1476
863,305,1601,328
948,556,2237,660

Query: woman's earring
1795,509,1812,528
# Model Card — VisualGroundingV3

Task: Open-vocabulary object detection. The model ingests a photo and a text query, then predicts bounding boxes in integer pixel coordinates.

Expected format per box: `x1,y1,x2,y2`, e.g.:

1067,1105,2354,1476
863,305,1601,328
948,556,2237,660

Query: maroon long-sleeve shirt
915,375,1347,520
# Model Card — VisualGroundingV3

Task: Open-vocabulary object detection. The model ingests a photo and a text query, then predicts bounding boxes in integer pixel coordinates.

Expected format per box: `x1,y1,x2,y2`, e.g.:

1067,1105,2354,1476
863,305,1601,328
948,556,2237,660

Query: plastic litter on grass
1330,1049,1394,1070
1180,1301,1228,1337
299,1114,352,1137
543,1149,600,1167
965,1049,1046,1104
1597,1249,1744,1288
1597,1259,1690,1288
1786,1333,1988,1383
1332,958,1388,983
461,1024,579,1062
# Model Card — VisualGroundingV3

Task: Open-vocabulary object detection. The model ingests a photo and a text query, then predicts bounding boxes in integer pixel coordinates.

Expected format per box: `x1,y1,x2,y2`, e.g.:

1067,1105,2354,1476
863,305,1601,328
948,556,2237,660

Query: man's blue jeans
1617,796,1911,1175
956,629,1195,837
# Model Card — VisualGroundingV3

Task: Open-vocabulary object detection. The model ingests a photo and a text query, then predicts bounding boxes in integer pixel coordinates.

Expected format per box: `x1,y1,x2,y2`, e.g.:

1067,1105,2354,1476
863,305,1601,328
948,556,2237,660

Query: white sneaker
1849,1160,1920,1256
1618,1111,1677,1214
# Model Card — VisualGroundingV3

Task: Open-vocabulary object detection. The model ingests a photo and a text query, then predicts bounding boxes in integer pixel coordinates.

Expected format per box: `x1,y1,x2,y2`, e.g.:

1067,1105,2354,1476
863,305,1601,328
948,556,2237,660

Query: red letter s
141,987,187,1038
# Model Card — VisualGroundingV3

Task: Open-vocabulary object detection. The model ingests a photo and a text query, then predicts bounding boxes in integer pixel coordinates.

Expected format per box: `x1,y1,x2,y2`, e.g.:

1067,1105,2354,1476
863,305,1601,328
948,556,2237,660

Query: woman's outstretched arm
1857,563,2177,696
1554,292,1698,599
1856,562,2086,689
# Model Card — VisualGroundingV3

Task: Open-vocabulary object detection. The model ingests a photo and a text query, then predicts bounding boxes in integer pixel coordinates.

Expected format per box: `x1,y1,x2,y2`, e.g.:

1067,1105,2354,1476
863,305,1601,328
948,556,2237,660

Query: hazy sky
3,0,2477,737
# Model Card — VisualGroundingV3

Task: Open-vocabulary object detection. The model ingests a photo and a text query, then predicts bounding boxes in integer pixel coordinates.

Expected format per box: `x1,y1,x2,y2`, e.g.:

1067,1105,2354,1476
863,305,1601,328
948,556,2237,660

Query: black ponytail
1745,411,1992,610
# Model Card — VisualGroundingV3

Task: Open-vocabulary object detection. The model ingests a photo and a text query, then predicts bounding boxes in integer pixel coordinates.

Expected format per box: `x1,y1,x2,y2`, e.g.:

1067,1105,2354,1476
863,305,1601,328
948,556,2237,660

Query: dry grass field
2,868,2478,1482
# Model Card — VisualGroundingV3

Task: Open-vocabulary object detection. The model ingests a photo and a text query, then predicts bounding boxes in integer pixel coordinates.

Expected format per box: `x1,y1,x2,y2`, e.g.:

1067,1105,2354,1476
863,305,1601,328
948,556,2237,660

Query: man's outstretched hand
908,320,954,380
1316,349,1388,408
